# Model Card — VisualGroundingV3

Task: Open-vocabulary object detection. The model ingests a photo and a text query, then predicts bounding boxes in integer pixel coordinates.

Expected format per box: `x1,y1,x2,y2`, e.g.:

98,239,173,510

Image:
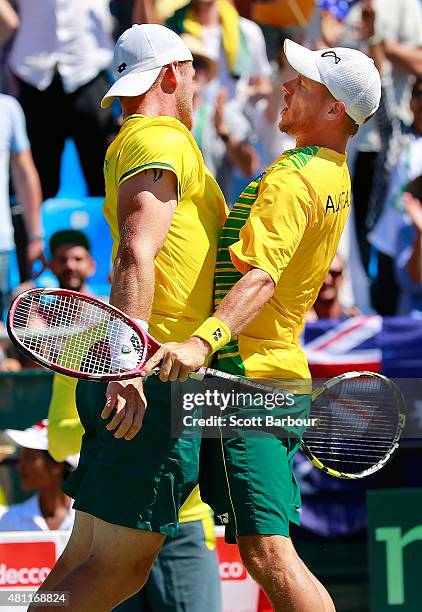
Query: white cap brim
4,428,79,468
101,66,162,108
4,428,48,451
284,39,322,84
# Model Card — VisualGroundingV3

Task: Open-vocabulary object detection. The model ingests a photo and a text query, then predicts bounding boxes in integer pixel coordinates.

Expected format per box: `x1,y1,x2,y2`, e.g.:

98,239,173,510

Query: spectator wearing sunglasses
307,254,360,321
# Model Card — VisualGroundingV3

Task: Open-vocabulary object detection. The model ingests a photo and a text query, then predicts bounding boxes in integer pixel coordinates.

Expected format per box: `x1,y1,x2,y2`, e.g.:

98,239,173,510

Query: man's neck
122,96,178,122
123,99,178,119
295,130,348,154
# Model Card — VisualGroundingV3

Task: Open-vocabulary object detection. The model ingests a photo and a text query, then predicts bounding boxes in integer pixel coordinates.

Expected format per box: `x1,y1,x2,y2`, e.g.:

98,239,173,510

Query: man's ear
327,100,347,121
161,61,179,94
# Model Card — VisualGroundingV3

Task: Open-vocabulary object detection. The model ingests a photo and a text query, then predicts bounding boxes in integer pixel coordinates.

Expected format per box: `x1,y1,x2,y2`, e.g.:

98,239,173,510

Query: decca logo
219,561,247,581
0,564,50,586
0,541,56,587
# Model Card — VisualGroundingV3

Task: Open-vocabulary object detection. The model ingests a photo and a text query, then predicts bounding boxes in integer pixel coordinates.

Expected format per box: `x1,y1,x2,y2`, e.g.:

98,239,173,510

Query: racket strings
306,376,401,474
12,292,146,375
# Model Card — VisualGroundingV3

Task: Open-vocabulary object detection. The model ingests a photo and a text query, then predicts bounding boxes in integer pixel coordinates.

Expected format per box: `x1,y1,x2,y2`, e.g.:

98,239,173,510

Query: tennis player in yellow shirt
30,24,226,612
144,41,382,611
44,231,219,611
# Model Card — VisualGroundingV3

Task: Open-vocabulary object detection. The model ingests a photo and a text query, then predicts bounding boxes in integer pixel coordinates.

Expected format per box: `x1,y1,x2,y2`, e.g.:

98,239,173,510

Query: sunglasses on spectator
412,89,422,99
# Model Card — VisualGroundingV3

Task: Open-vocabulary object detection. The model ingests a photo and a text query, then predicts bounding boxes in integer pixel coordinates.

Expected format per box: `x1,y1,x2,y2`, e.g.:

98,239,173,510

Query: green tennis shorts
199,394,310,543
63,377,200,536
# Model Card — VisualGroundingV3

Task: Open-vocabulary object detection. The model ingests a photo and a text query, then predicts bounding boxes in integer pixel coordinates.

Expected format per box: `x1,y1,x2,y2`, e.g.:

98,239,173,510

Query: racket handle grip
188,367,207,381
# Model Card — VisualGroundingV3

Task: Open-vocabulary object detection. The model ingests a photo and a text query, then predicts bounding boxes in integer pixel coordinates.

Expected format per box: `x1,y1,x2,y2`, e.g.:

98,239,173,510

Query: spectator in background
165,0,272,106
252,33,296,167
0,92,43,319
44,229,95,462
0,320,20,371
0,0,18,47
1,0,118,200
369,76,422,313
0,420,76,532
16,229,96,296
395,178,422,314
307,253,360,321
185,33,259,204
306,0,422,314
0,0,18,92
48,230,96,294
248,0,315,61
132,0,189,24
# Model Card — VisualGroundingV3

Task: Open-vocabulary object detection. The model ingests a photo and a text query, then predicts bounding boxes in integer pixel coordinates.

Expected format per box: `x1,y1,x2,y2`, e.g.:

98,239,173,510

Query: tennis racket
7,288,405,479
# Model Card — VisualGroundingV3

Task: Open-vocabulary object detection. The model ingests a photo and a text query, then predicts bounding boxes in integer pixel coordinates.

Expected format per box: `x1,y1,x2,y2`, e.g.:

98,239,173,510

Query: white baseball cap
101,24,193,108
4,420,79,469
283,39,381,126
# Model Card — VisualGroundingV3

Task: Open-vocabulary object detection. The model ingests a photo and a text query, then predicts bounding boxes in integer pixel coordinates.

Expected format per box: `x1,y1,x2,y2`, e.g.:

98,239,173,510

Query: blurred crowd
0,0,422,563
0,0,420,335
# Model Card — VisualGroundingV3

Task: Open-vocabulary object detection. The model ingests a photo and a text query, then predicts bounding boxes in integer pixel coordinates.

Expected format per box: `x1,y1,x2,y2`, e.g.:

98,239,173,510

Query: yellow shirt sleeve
47,374,83,461
116,124,197,198
229,168,311,284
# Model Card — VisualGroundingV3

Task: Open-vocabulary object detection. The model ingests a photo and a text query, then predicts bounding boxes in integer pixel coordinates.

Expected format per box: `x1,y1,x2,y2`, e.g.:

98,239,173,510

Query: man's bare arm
142,266,275,381
11,149,44,271
132,0,159,24
0,0,19,47
383,42,422,76
110,167,177,318
212,267,275,336
103,168,178,439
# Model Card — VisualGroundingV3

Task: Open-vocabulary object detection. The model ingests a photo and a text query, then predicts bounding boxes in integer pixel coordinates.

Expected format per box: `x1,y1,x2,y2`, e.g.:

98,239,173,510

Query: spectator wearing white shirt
306,0,422,292
252,34,296,168
0,420,76,532
165,0,272,108
186,33,259,205
0,93,43,317
2,0,117,199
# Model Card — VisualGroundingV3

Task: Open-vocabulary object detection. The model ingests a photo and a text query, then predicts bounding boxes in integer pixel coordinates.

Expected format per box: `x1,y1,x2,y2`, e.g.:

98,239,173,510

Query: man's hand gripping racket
8,288,405,475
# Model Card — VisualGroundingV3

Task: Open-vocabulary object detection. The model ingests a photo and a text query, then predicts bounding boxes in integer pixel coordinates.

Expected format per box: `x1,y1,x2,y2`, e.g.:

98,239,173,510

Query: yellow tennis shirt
103,114,226,524
215,146,351,383
103,115,227,344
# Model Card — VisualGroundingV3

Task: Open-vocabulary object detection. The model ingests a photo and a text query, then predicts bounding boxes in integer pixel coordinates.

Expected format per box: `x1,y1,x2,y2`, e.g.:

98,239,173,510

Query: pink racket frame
7,288,162,381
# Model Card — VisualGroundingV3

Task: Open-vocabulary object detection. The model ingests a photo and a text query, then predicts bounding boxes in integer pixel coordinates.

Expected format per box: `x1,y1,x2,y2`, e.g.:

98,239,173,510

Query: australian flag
303,315,422,378
296,316,422,538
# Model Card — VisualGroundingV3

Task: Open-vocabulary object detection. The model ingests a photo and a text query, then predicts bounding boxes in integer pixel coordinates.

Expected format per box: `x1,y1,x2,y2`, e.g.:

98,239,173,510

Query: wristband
192,316,231,354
